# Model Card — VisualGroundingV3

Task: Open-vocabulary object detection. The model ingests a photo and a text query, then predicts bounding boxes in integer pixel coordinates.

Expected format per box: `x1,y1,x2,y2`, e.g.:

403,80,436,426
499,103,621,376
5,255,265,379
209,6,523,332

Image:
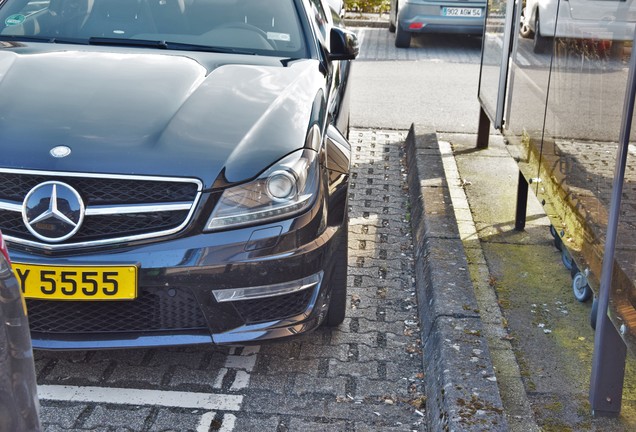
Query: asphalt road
36,28,487,432
350,29,484,133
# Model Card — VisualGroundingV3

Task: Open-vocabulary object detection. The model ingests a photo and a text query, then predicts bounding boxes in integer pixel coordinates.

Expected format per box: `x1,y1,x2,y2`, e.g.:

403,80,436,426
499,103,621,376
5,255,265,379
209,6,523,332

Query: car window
307,0,328,39
0,0,308,57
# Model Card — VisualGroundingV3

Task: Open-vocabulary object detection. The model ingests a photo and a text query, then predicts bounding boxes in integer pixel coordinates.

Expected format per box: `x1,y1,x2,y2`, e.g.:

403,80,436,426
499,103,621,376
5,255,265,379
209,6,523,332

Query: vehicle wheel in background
389,2,397,32
533,14,551,54
519,10,533,38
395,24,411,48
322,225,348,327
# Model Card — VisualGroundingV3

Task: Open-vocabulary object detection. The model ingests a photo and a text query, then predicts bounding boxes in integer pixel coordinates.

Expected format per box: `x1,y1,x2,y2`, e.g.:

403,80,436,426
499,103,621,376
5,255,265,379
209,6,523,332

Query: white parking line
37,385,243,411
213,367,228,389
217,413,237,432
39,346,261,432
355,28,366,53
196,411,218,432
230,370,251,391
225,354,257,370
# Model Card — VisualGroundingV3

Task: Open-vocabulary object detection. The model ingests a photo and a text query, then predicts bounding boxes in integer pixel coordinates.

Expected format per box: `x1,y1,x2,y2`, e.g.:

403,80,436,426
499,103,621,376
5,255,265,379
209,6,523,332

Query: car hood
0,44,323,188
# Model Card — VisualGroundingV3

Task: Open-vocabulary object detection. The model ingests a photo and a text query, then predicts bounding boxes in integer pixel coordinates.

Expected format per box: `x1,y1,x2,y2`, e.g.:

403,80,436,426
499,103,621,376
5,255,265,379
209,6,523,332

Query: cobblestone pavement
355,27,482,63
35,129,427,432
352,26,556,68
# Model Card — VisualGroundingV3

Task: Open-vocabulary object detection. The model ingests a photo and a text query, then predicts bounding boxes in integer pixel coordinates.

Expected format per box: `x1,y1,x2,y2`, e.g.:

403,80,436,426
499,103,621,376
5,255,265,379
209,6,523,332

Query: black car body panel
0,47,322,186
0,0,357,348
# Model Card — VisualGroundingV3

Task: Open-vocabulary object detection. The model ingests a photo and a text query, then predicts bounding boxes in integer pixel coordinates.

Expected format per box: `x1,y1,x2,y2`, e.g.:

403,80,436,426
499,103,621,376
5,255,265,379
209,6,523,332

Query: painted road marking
38,346,261,431
38,385,243,411
217,414,237,432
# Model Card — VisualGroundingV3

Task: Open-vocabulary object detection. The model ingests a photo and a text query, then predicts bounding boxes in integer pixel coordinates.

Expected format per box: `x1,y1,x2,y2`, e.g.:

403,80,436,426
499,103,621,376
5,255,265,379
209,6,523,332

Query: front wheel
533,15,551,54
395,24,411,48
322,225,348,327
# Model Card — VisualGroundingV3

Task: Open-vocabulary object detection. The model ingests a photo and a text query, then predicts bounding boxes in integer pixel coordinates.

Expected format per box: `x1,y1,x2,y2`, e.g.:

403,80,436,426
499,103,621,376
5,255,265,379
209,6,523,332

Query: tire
519,10,533,38
561,248,573,271
389,2,397,33
395,24,411,48
590,297,598,330
570,260,579,279
572,272,592,303
322,223,348,327
519,22,533,39
533,15,551,54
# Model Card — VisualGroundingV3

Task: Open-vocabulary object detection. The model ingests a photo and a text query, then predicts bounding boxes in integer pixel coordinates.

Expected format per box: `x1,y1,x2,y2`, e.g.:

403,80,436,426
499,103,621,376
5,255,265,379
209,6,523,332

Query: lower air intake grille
27,287,207,333
232,289,314,324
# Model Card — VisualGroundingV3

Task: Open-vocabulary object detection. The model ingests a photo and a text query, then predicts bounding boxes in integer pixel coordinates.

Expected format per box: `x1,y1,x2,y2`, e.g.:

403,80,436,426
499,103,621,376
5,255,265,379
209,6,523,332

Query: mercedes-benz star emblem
22,181,85,242
50,146,71,158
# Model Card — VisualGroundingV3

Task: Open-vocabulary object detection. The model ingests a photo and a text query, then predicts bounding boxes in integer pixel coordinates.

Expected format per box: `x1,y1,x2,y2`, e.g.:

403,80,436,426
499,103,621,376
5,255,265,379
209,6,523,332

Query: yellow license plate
13,263,137,301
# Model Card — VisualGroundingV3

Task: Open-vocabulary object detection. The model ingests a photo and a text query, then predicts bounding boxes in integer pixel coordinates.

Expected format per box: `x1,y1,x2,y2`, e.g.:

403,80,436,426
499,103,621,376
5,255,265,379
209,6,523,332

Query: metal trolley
477,0,636,417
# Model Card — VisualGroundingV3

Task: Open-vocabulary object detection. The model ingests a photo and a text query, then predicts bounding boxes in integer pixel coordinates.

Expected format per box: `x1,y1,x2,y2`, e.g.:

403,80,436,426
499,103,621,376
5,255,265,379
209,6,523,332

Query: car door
304,0,353,136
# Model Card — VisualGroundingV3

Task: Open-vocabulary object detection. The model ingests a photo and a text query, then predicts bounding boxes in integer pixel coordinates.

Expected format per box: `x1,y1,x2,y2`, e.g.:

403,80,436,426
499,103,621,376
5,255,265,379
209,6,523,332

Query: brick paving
234,129,426,431
35,129,427,431
355,27,482,63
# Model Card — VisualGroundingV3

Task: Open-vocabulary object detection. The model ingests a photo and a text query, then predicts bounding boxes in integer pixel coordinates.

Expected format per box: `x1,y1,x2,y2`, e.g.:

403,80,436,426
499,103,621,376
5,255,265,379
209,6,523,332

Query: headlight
205,149,320,231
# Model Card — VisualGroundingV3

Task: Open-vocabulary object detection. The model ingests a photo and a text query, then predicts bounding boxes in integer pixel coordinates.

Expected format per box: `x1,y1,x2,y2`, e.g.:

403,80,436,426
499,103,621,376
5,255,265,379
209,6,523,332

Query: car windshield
0,0,308,57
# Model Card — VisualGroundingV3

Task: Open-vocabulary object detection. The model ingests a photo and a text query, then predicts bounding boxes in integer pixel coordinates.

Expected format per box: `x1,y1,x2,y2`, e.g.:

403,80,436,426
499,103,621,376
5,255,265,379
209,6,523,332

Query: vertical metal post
477,106,490,149
515,171,528,231
589,27,636,417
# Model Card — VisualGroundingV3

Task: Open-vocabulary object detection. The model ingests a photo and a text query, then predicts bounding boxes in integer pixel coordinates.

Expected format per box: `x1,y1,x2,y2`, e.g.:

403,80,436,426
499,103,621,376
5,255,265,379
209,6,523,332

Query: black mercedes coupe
0,0,358,349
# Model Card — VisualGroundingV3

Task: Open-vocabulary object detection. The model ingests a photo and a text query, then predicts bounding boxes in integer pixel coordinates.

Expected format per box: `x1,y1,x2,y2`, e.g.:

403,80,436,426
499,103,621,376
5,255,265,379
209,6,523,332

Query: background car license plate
13,263,137,301
442,7,482,17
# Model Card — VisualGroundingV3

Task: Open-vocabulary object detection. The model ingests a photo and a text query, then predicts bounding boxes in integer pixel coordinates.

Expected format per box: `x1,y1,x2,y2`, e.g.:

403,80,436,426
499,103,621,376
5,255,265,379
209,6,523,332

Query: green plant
345,0,390,14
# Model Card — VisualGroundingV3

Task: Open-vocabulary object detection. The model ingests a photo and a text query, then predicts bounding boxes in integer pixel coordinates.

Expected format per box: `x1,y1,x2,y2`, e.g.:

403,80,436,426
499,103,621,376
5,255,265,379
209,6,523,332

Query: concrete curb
344,18,389,28
405,125,508,431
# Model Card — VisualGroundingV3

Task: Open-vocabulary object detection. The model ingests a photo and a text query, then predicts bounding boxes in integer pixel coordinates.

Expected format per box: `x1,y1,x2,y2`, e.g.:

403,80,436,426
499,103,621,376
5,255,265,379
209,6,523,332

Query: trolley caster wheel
561,248,573,271
553,233,563,251
590,297,598,330
572,272,592,302
570,260,579,278
549,225,558,239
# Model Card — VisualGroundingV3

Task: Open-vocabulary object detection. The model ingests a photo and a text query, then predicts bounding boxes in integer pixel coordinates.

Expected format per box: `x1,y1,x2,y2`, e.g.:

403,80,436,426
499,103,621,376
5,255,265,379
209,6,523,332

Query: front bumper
11,197,344,349
399,1,486,35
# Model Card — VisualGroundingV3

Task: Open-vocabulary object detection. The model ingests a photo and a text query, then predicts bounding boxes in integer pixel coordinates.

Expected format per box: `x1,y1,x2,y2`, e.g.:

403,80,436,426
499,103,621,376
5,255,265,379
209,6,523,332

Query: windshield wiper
0,34,87,45
88,37,168,49
161,41,257,55
88,37,257,55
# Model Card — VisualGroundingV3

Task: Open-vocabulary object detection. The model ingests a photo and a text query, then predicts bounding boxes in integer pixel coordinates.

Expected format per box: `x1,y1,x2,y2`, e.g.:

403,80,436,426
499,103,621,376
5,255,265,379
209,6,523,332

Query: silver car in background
520,0,636,54
389,0,486,47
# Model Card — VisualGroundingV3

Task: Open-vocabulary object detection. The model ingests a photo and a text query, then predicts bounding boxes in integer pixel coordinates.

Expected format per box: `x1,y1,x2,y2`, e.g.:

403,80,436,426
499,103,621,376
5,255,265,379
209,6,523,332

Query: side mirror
329,27,359,61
